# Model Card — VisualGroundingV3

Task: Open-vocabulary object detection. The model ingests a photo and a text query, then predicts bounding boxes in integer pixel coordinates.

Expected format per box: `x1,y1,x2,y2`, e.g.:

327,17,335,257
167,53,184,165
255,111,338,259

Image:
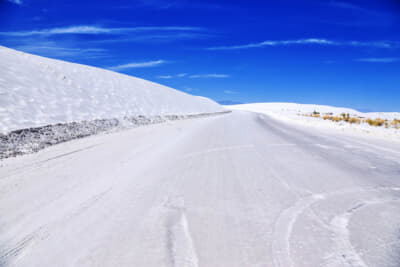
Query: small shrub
332,116,342,122
340,113,350,122
390,119,400,129
366,118,386,127
300,112,396,130
391,119,400,125
349,117,360,124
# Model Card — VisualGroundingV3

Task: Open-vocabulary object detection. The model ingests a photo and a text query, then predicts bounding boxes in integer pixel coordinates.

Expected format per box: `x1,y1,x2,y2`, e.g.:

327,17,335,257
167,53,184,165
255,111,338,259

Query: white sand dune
0,46,223,133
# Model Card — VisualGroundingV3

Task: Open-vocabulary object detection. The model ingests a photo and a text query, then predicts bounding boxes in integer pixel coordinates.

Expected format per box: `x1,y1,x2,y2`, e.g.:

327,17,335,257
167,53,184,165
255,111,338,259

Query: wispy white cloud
223,90,237,94
157,73,230,79
208,38,336,50
157,75,173,79
329,1,368,12
7,0,22,5
324,1,395,27
184,87,197,92
134,0,225,10
15,41,107,58
355,57,400,63
189,74,230,78
156,73,188,79
0,25,204,37
347,41,394,48
92,32,210,44
328,1,382,16
208,38,398,50
110,60,166,70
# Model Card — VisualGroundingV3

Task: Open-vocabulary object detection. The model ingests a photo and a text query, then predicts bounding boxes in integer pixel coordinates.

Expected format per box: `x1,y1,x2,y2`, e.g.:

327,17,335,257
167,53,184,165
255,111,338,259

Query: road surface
1,111,400,267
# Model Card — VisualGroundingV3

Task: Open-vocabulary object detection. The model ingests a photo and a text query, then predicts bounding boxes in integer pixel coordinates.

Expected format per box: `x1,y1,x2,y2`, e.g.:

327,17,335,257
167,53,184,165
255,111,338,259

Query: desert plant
349,117,360,124
390,119,400,129
332,116,343,122
366,118,386,127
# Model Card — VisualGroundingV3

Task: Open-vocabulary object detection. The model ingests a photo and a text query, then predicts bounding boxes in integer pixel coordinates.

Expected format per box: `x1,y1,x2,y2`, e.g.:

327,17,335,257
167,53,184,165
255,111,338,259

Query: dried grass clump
366,118,386,127
391,119,400,129
331,116,343,122
349,117,361,124
299,112,398,129
341,113,351,122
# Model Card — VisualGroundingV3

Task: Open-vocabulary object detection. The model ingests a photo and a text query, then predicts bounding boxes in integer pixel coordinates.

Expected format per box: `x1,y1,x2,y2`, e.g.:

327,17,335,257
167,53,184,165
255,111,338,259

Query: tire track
324,198,400,267
164,196,198,267
271,186,400,267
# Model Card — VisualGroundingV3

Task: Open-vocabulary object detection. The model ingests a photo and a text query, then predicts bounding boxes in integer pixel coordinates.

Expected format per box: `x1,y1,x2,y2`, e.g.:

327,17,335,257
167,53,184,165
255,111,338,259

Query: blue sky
0,0,399,111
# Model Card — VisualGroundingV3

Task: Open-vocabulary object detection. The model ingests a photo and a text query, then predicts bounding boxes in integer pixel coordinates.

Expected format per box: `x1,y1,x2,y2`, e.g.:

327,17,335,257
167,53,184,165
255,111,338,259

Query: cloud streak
0,25,204,37
207,38,398,50
135,0,225,10
156,73,229,79
156,73,230,79
328,1,382,16
329,1,370,13
110,60,166,70
156,73,188,79
15,41,107,58
6,0,22,5
355,57,399,63
157,75,173,79
189,74,230,78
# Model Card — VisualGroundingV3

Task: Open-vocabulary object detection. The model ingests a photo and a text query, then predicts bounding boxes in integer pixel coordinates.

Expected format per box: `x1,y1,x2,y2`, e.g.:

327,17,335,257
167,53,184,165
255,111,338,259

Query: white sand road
1,110,400,267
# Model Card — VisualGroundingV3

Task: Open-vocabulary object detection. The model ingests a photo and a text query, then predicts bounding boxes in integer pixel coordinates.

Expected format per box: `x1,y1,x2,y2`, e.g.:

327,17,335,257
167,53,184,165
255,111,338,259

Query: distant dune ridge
230,103,400,141
229,103,400,120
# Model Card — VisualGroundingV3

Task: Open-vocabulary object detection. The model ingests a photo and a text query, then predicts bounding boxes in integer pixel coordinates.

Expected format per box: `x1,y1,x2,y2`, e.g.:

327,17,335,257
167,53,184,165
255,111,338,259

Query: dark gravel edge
0,111,231,159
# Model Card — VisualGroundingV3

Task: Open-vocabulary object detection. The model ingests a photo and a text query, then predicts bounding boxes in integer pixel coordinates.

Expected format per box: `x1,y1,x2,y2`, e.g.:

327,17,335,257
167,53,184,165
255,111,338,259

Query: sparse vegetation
391,119,400,129
331,116,342,122
366,118,386,127
349,117,360,124
297,113,399,129
339,113,350,122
